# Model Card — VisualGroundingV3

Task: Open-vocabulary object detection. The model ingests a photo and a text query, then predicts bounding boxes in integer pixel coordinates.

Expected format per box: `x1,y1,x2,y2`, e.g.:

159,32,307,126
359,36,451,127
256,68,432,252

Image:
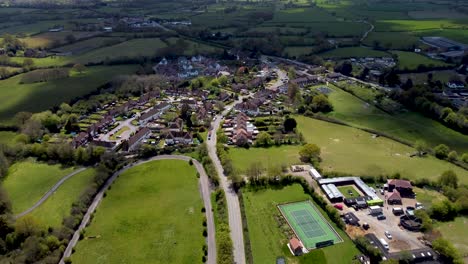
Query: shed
289,237,303,256
387,190,402,205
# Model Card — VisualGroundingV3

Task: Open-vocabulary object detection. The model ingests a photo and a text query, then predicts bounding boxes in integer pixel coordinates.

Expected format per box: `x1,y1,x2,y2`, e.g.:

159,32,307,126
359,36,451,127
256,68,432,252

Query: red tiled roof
290,237,302,250
387,179,412,189
388,190,401,201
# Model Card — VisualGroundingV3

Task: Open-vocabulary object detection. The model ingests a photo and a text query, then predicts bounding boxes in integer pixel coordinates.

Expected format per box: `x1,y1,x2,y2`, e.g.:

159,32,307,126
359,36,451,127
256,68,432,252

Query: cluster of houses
438,81,468,108
222,112,259,146
154,56,230,79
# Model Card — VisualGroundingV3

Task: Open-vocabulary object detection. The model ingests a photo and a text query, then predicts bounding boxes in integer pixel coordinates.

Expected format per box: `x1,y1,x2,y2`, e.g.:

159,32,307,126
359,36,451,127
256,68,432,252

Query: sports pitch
278,200,342,249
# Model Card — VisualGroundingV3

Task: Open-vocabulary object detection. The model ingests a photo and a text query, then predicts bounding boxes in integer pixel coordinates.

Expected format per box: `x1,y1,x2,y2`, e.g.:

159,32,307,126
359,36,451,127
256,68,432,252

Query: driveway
100,117,138,142
59,155,216,264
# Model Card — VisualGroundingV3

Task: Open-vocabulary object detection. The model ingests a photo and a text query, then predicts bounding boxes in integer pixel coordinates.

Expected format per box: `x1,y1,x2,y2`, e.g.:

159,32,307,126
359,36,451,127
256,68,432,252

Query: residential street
207,97,247,264
59,155,216,264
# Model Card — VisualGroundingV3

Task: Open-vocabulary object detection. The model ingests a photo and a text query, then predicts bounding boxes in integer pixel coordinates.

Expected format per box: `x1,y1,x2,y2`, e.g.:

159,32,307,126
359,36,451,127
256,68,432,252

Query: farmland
2,159,76,214
294,115,468,183
437,217,468,258
0,65,137,124
319,83,468,152
319,47,389,59
28,168,96,228
392,51,451,71
242,184,359,264
71,160,205,264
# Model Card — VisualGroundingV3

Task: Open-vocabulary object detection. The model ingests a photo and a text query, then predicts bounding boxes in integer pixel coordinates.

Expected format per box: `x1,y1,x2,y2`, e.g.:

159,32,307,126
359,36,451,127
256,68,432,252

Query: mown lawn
242,184,359,264
2,159,76,214
71,160,204,264
337,186,360,198
0,65,137,124
295,116,468,183
229,145,301,174
27,168,96,228
436,217,468,258
322,84,468,152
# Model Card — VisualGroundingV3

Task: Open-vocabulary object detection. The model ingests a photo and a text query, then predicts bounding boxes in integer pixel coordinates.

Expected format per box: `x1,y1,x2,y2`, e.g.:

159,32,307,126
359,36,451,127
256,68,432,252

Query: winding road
207,97,247,264
15,167,87,219
59,155,216,264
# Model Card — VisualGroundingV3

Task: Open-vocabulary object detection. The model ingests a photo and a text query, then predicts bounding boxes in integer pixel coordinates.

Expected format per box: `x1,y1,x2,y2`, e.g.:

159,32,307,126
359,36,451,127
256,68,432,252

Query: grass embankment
242,184,359,264
0,65,137,125
25,168,96,228
295,116,468,183
2,159,76,214
71,160,205,264
320,83,468,152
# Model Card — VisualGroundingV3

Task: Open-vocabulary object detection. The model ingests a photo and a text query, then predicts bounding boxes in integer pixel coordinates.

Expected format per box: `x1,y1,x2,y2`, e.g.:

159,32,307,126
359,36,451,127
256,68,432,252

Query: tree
334,61,352,76
22,58,34,70
21,119,43,140
287,82,299,103
402,78,413,90
432,238,464,264
447,151,458,161
65,34,76,43
311,94,333,113
462,153,468,163
0,151,9,179
414,140,428,156
299,143,321,163
255,132,272,147
434,144,450,159
431,199,458,221
246,162,264,182
72,63,86,74
283,117,297,132
439,170,458,189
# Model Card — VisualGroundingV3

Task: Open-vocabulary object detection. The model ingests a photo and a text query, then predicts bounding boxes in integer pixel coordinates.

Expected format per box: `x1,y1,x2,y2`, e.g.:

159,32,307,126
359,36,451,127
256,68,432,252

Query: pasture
0,65,137,124
322,83,468,152
363,31,420,50
71,160,204,264
53,37,124,54
436,217,468,258
2,159,76,214
27,168,96,228
392,51,451,70
319,47,389,59
294,115,468,183
21,31,100,49
242,184,359,264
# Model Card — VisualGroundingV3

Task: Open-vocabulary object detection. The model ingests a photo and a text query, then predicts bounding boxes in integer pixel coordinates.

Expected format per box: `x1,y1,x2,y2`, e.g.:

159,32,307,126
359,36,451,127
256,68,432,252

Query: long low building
318,177,380,200
321,184,344,203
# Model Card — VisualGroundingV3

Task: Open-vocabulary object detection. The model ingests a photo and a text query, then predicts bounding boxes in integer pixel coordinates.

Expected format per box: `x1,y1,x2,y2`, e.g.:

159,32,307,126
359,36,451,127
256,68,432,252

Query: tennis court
278,200,342,249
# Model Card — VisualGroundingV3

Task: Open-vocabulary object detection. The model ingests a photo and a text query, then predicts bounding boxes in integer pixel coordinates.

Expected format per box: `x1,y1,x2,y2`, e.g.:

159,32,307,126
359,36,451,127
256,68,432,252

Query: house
139,102,171,125
289,237,303,256
290,75,319,88
168,118,184,132
234,101,259,116
72,132,89,148
387,179,413,197
218,91,230,102
164,131,193,145
125,127,151,151
387,190,402,205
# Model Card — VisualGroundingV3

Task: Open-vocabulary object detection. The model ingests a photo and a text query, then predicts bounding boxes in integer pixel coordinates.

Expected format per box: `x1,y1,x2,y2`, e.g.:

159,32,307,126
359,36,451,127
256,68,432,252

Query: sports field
278,200,341,249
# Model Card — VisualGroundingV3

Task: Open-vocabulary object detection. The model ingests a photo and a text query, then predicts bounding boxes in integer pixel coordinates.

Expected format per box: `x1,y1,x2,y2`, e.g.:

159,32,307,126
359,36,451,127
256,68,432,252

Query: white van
379,238,389,250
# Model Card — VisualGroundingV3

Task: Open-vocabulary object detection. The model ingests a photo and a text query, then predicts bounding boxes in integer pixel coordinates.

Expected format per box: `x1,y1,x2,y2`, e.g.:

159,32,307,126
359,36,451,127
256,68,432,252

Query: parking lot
342,190,426,253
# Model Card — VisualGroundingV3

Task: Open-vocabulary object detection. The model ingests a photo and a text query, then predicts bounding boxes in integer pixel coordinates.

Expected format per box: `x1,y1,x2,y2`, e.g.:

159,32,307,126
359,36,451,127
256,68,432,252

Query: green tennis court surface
278,200,342,249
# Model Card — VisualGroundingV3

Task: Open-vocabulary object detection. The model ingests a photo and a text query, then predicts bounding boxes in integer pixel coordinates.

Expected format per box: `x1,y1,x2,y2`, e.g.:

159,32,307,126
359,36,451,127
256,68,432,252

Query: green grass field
319,47,389,59
363,31,420,50
437,217,468,258
284,46,313,58
27,168,96,228
242,184,359,264
278,200,341,249
375,19,468,32
53,37,124,54
322,84,468,152
337,186,360,199
2,159,76,214
71,160,204,264
414,187,445,208
229,145,301,174
392,51,451,70
0,65,137,124
295,115,468,183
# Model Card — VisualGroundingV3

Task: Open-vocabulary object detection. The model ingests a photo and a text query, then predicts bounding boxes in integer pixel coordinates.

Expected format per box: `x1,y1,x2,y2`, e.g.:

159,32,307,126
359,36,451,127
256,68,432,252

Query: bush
434,144,450,159
432,238,464,264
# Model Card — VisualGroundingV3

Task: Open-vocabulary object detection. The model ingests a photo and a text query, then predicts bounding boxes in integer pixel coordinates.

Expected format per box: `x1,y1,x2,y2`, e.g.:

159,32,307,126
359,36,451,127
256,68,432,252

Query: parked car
380,189,385,195
377,214,386,220
362,222,370,230
384,231,392,239
334,204,343,210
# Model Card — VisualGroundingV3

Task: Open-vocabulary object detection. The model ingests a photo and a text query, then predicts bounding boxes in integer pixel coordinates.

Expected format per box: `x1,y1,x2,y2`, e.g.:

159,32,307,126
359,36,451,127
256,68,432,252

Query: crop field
229,145,301,174
271,7,337,23
165,37,223,56
283,46,313,58
28,168,96,228
295,115,468,183
2,159,76,214
71,160,204,264
319,47,389,59
53,37,124,54
0,65,137,124
374,19,468,32
324,83,468,152
21,31,100,49
437,217,468,257
392,51,451,70
264,21,368,37
242,184,359,264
